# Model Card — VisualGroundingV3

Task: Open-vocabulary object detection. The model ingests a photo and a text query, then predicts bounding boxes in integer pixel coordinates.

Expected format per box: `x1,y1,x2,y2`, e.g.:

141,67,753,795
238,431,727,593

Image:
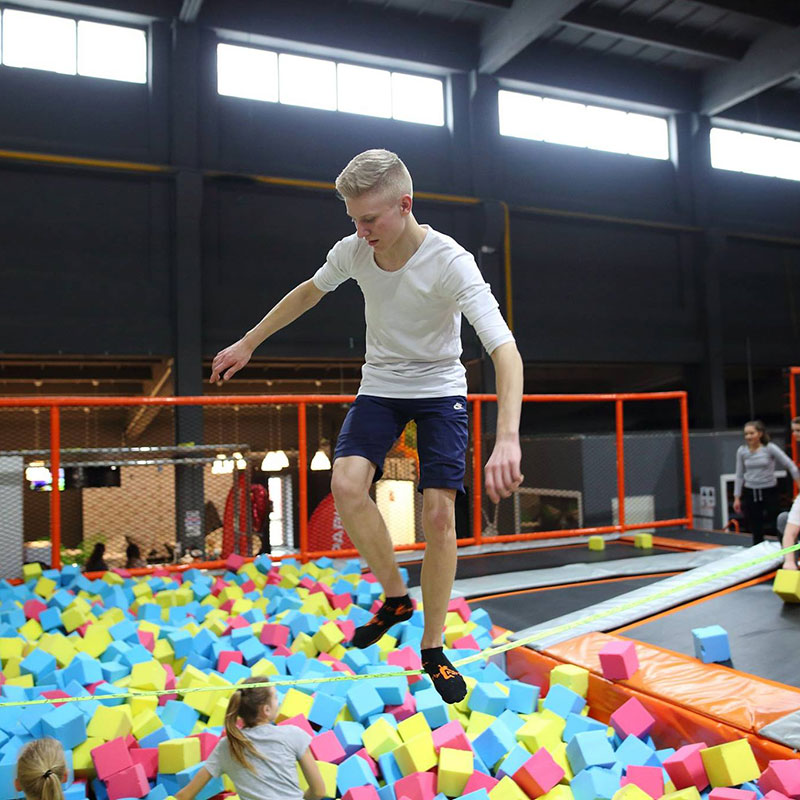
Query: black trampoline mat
652,527,754,546
467,575,666,634
404,541,675,587
619,579,800,689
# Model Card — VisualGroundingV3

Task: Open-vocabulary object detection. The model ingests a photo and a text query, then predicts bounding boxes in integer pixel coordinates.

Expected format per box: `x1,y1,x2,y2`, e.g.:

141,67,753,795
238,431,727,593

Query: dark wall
1,3,799,429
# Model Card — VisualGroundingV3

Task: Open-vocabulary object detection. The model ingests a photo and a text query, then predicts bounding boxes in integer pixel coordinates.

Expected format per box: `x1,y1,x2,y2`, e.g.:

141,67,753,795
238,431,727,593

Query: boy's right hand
210,338,254,384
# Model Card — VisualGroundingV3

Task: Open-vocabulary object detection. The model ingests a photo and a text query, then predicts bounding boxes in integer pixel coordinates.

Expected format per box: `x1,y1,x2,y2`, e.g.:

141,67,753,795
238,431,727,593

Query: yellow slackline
0,543,797,709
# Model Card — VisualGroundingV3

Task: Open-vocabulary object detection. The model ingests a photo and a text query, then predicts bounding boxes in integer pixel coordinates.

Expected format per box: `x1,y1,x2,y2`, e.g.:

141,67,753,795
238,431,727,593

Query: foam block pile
0,557,795,800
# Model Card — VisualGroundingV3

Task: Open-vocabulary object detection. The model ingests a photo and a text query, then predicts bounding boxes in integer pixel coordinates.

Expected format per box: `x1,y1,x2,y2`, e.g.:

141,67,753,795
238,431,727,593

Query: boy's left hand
485,436,523,504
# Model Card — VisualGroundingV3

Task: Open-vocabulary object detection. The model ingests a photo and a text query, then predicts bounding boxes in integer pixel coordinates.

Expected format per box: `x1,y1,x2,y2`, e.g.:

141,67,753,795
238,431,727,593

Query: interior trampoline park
3,2,800,800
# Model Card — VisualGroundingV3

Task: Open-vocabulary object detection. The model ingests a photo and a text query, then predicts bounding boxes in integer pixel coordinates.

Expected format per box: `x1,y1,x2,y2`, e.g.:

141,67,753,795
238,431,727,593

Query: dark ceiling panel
691,0,800,27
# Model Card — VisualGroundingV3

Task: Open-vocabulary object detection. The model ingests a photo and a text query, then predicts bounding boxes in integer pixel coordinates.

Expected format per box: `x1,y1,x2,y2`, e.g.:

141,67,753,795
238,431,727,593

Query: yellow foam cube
633,532,653,549
542,787,575,800
277,687,313,722
516,714,563,752
19,619,43,642
551,742,574,784
377,633,398,659
132,710,163,740
773,569,800,602
549,665,589,698
22,562,43,581
102,571,124,586
490,775,529,800
438,746,474,796
177,664,208,690
398,712,432,743
301,593,331,616
250,658,280,678
230,598,253,616
454,675,478,714
700,740,760,787
3,656,22,678
394,732,437,776
362,717,403,758
129,661,167,692
588,536,605,551
200,595,221,609
132,582,153,600
34,576,57,599
448,705,471,729
158,737,201,774
72,737,103,776
208,695,229,728
78,625,112,659
0,637,24,662
129,694,159,717
205,616,228,636
312,622,345,653
87,705,133,741
329,643,348,660
5,674,34,688
661,790,702,800
613,785,654,800
153,639,175,664
280,572,301,589
61,605,88,634
290,632,319,658
98,608,126,627
541,709,567,737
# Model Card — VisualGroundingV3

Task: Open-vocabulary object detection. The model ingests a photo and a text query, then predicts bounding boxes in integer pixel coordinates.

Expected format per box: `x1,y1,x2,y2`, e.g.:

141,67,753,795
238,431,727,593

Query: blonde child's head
335,149,413,202
16,738,67,800
225,676,278,772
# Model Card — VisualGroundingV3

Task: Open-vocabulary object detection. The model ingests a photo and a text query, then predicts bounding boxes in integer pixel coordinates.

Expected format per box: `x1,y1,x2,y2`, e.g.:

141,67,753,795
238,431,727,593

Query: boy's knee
423,505,455,539
331,465,368,508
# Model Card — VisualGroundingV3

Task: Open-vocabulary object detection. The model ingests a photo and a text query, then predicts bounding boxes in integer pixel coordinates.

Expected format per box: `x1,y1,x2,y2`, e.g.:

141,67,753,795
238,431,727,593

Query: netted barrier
0,391,692,577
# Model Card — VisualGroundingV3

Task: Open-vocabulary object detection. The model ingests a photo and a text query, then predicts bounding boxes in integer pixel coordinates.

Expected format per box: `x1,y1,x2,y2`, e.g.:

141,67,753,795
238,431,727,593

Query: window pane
710,127,800,182
739,132,780,177
2,10,76,75
279,53,336,110
540,98,587,148
217,44,278,102
585,106,630,155
625,113,669,159
78,21,146,84
498,90,544,140
337,63,391,118
392,73,444,126
773,138,800,181
709,128,744,172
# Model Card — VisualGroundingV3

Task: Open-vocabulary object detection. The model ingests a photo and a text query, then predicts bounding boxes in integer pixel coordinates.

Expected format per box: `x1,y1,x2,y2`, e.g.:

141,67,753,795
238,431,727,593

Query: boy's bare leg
782,521,799,570
331,456,407,596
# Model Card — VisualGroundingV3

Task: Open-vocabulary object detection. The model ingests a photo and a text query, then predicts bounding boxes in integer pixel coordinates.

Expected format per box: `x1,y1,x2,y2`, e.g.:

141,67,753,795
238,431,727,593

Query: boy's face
792,423,800,441
345,189,412,253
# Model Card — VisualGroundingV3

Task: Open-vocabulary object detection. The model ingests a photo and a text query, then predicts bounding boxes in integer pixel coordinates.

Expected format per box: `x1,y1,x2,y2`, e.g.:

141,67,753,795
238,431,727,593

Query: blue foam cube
346,684,384,721
40,704,87,749
468,682,508,716
566,730,617,773
543,684,586,718
571,767,621,800
691,625,731,663
337,753,379,795
472,719,517,769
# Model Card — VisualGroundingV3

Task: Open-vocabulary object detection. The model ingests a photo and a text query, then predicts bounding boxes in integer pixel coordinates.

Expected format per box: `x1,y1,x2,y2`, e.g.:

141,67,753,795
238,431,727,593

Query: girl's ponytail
16,739,66,800
225,682,273,772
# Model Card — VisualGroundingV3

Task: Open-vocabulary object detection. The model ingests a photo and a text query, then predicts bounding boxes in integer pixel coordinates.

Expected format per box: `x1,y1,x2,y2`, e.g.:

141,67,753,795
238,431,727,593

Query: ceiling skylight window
217,43,278,102
337,63,391,118
77,21,146,84
498,89,669,160
710,127,800,182
216,42,445,127
279,53,337,111
2,9,76,75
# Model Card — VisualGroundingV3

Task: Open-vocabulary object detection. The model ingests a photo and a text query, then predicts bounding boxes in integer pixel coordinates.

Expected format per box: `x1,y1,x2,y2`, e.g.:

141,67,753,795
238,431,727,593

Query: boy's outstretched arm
485,340,524,503
210,278,326,384
174,766,212,800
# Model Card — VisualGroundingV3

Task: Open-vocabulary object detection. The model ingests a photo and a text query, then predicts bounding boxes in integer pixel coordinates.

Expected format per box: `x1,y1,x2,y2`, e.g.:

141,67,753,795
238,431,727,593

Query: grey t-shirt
734,442,800,496
204,723,312,800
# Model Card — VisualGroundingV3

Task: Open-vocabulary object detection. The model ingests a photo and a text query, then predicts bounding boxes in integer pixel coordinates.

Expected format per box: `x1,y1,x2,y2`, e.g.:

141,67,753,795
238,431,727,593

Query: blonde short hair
335,149,413,200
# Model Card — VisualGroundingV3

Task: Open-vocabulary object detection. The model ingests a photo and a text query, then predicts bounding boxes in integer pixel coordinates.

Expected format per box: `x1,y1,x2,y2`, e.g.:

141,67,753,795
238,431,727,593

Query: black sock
421,647,467,704
349,594,413,649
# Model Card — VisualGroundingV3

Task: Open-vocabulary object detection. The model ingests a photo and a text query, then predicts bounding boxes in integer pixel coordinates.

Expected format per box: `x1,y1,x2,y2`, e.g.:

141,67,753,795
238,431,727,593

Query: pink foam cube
260,624,290,648
763,792,793,800
386,693,417,722
91,738,133,781
362,572,378,583
610,697,655,739
137,630,155,652
41,690,71,707
330,593,352,610
388,646,423,684
622,766,664,799
273,644,292,657
335,619,356,642
299,576,316,590
447,597,472,622
24,599,48,620
343,787,381,800
225,553,246,572
431,719,471,753
664,743,709,791
129,749,158,780
217,651,244,672
513,747,564,798
278,715,315,736
240,580,257,593
219,599,235,613
192,731,221,760
451,634,481,650
463,772,500,795
106,763,149,800
394,772,437,800
318,654,354,675
310,730,347,764
709,789,757,800
211,577,227,596
760,761,800,798
599,639,640,680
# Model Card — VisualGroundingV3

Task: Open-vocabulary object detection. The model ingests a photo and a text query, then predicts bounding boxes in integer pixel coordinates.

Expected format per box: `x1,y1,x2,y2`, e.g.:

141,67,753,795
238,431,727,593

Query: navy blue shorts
334,395,468,492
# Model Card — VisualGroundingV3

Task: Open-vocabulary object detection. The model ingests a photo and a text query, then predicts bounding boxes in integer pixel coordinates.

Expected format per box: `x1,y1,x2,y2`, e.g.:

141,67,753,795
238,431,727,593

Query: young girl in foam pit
175,676,325,800
15,738,68,800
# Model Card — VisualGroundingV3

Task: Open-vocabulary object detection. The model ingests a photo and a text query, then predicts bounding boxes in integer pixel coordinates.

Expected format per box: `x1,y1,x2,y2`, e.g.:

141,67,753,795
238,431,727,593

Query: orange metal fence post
472,399,483,546
298,402,309,563
50,407,61,570
680,392,694,527
615,398,626,532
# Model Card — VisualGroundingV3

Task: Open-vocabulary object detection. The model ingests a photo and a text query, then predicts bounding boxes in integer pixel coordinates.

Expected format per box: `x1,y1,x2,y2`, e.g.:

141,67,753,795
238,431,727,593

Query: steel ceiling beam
178,0,203,23
692,1,800,26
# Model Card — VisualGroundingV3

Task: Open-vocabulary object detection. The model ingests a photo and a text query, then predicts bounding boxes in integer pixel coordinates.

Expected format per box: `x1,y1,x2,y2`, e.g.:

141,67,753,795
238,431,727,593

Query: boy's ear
400,194,413,215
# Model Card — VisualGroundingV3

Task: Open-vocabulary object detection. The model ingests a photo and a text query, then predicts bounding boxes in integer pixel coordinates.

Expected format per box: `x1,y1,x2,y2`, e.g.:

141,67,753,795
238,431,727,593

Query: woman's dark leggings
741,485,779,545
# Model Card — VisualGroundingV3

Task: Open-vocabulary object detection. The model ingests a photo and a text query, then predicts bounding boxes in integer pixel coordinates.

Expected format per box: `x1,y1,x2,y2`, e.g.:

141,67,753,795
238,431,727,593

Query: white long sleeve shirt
312,226,515,398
